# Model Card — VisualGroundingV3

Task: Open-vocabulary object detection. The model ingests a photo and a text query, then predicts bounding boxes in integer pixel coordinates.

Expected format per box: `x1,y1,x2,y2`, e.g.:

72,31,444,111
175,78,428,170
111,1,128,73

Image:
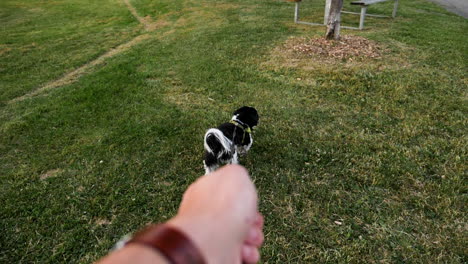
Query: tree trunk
325,0,344,40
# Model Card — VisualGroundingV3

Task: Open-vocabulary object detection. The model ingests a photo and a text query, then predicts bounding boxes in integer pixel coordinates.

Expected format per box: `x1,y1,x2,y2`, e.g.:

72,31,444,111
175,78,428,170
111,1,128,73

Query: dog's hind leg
204,160,218,175
231,151,239,164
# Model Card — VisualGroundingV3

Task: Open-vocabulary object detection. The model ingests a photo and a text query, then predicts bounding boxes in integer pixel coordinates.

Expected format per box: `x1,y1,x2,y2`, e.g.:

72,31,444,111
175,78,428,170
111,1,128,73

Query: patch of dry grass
39,169,63,180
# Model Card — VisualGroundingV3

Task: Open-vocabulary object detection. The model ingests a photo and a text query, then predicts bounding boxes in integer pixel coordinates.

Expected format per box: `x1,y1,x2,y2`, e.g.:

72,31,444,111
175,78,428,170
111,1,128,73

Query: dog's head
232,106,259,129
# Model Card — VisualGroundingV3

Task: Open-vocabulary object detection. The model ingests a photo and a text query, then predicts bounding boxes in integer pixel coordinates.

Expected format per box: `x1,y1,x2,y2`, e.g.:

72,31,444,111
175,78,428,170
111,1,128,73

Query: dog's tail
204,128,232,157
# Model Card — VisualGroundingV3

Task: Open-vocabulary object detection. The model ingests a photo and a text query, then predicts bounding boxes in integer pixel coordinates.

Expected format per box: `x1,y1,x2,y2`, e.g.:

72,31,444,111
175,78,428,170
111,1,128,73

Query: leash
230,122,237,154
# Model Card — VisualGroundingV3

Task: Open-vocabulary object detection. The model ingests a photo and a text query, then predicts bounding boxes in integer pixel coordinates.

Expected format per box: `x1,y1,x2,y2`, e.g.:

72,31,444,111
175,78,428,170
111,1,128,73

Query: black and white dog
203,106,259,174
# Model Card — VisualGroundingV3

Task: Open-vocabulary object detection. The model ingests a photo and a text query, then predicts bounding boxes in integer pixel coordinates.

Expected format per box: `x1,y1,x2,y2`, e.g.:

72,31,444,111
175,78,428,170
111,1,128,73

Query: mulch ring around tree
283,35,384,61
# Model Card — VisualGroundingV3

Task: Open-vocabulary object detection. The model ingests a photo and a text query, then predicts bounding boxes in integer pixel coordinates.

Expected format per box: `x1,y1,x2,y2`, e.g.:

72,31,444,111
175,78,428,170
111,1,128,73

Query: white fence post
392,0,399,18
295,2,300,22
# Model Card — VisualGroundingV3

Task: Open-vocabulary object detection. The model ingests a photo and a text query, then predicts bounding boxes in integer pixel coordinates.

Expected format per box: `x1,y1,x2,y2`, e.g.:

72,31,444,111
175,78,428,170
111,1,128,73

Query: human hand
168,164,264,264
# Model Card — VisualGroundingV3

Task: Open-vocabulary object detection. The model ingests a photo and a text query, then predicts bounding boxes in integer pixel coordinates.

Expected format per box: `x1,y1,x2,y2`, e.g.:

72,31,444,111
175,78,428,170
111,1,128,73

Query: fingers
242,212,264,263
211,164,259,219
241,245,260,264
246,213,264,244
207,165,257,202
244,227,264,247
245,225,264,246
212,164,251,189
191,165,264,263
254,213,264,229
212,164,249,177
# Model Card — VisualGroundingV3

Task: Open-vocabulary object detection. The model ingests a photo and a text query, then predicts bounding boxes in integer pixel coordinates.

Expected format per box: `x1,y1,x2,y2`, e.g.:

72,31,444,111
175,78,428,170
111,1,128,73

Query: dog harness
229,120,251,145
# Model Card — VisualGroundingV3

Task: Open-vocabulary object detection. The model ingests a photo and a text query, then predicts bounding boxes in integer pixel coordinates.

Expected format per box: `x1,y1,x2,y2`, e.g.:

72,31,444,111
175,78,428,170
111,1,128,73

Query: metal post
295,2,300,23
324,0,332,25
392,0,399,18
359,6,367,30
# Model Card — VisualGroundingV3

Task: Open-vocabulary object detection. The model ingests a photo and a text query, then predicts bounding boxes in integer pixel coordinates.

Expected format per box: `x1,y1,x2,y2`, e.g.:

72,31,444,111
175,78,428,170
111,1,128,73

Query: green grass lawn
1,0,467,263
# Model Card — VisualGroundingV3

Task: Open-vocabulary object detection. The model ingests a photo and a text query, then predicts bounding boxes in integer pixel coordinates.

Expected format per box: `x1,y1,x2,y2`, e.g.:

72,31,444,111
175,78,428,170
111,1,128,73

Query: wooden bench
346,0,399,29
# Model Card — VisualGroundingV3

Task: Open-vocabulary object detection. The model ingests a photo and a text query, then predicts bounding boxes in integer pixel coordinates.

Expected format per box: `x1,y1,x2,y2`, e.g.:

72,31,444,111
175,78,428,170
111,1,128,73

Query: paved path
427,0,468,18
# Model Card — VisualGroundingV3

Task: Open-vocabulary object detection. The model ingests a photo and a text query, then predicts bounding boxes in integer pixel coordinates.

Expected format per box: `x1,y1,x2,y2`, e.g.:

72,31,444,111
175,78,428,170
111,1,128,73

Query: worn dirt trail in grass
10,34,151,103
123,0,161,31
9,0,160,104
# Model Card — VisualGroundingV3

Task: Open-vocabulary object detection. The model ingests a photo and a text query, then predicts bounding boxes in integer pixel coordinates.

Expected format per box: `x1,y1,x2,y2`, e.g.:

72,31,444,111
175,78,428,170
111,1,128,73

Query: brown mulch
284,35,383,60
